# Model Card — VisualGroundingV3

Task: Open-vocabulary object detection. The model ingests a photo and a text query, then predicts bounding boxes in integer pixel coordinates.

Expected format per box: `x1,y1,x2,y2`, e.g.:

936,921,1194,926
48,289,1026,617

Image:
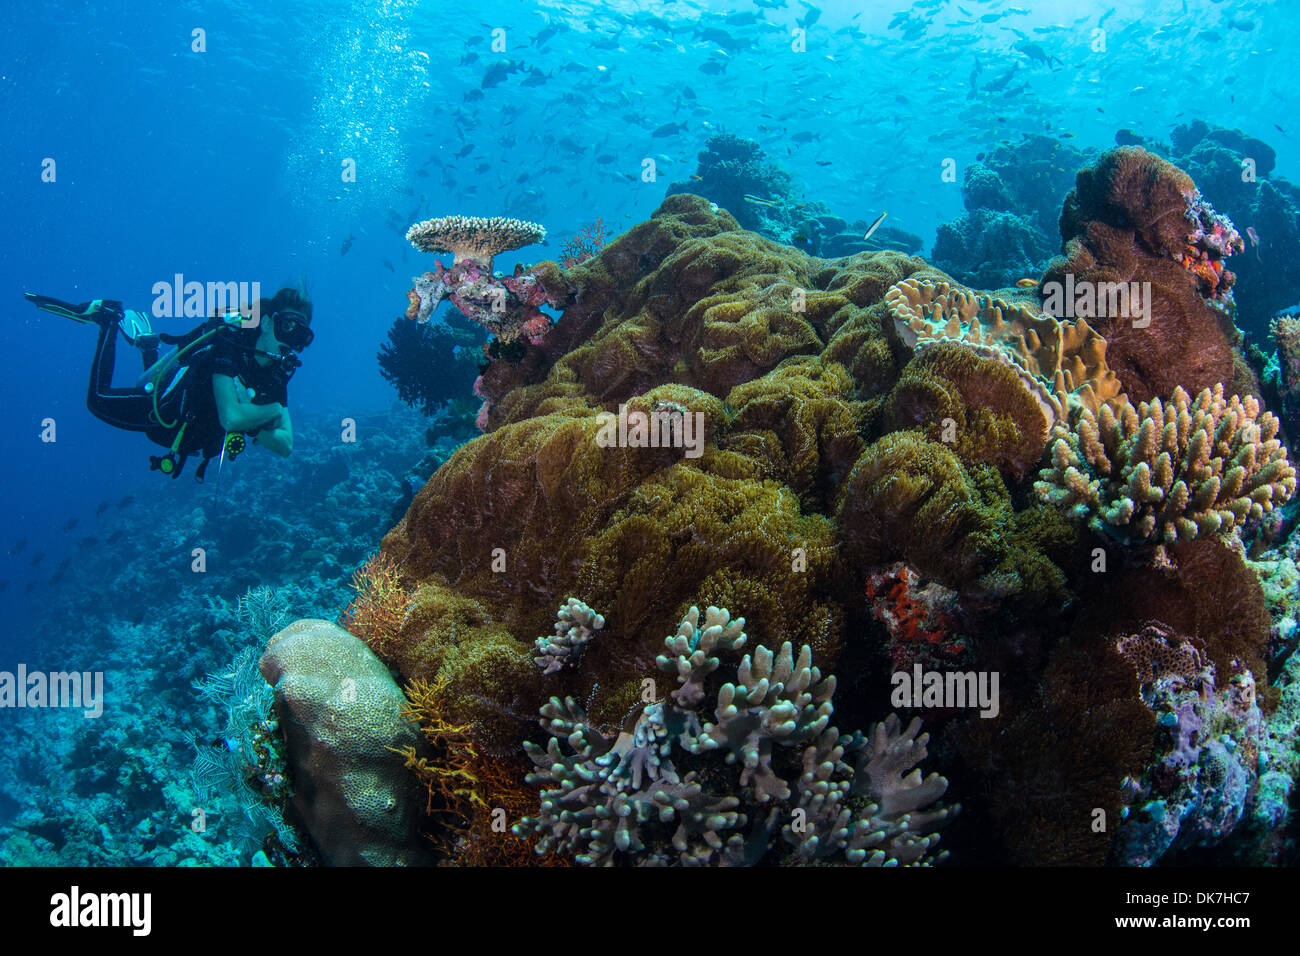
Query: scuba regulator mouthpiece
273,346,302,380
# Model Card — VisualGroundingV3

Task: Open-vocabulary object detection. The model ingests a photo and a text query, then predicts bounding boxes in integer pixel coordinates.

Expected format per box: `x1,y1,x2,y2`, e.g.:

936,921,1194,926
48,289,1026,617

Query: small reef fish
862,211,889,242
1247,227,1262,261
1016,278,1040,288
744,194,781,207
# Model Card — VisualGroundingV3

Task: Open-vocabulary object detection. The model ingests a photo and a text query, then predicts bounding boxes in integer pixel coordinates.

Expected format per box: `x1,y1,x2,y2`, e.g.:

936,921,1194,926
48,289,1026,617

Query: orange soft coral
339,552,412,657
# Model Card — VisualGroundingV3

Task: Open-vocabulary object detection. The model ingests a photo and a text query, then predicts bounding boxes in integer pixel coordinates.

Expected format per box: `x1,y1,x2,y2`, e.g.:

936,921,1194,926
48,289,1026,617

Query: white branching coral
533,597,605,675
1035,384,1296,546
515,604,956,866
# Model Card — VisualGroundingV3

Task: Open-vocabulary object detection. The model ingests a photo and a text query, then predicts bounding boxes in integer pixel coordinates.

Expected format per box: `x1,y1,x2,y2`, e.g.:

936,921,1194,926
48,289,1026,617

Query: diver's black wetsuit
86,310,289,451
85,307,159,433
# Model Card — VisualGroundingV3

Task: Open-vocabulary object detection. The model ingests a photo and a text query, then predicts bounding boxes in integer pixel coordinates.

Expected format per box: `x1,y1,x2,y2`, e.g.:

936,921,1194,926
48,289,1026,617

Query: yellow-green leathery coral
1034,384,1297,547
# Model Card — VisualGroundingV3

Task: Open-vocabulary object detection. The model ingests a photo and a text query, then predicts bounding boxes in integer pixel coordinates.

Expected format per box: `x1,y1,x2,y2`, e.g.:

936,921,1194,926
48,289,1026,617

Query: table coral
1035,384,1296,548
514,605,955,866
406,214,546,270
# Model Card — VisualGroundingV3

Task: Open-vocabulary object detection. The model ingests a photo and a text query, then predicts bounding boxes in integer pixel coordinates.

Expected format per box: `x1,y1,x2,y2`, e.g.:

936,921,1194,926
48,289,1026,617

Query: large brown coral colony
1043,146,1255,403
366,147,1289,865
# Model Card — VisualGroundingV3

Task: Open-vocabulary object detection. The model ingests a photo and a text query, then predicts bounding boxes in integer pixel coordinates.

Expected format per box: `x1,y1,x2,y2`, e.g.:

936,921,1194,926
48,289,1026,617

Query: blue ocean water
0,0,1297,870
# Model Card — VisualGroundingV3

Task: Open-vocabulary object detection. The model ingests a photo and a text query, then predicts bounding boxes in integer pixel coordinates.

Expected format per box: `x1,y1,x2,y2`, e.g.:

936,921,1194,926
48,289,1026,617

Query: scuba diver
24,287,314,480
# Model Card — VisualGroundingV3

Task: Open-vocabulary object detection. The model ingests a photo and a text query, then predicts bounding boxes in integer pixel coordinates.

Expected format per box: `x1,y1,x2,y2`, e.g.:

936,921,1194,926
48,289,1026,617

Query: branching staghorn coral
533,598,605,675
1034,385,1296,548
514,604,955,866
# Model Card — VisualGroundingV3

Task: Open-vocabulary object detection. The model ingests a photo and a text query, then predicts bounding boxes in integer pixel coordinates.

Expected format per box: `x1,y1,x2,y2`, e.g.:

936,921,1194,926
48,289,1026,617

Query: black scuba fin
24,292,122,325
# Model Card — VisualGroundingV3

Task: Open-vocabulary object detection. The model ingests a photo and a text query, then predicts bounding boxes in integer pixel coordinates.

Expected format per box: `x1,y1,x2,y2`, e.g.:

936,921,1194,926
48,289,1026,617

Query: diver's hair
264,287,313,324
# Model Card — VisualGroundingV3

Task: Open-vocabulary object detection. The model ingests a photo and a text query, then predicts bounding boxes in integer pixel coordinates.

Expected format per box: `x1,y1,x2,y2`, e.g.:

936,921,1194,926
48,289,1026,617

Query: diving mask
271,310,314,351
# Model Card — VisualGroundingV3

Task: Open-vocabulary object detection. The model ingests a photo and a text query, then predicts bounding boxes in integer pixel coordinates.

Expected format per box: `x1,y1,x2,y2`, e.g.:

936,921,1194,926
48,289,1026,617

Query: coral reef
664,134,920,256
376,195,1081,771
259,619,427,866
1110,622,1262,866
1035,385,1296,549
933,134,1089,289
367,166,1291,867
514,605,954,865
